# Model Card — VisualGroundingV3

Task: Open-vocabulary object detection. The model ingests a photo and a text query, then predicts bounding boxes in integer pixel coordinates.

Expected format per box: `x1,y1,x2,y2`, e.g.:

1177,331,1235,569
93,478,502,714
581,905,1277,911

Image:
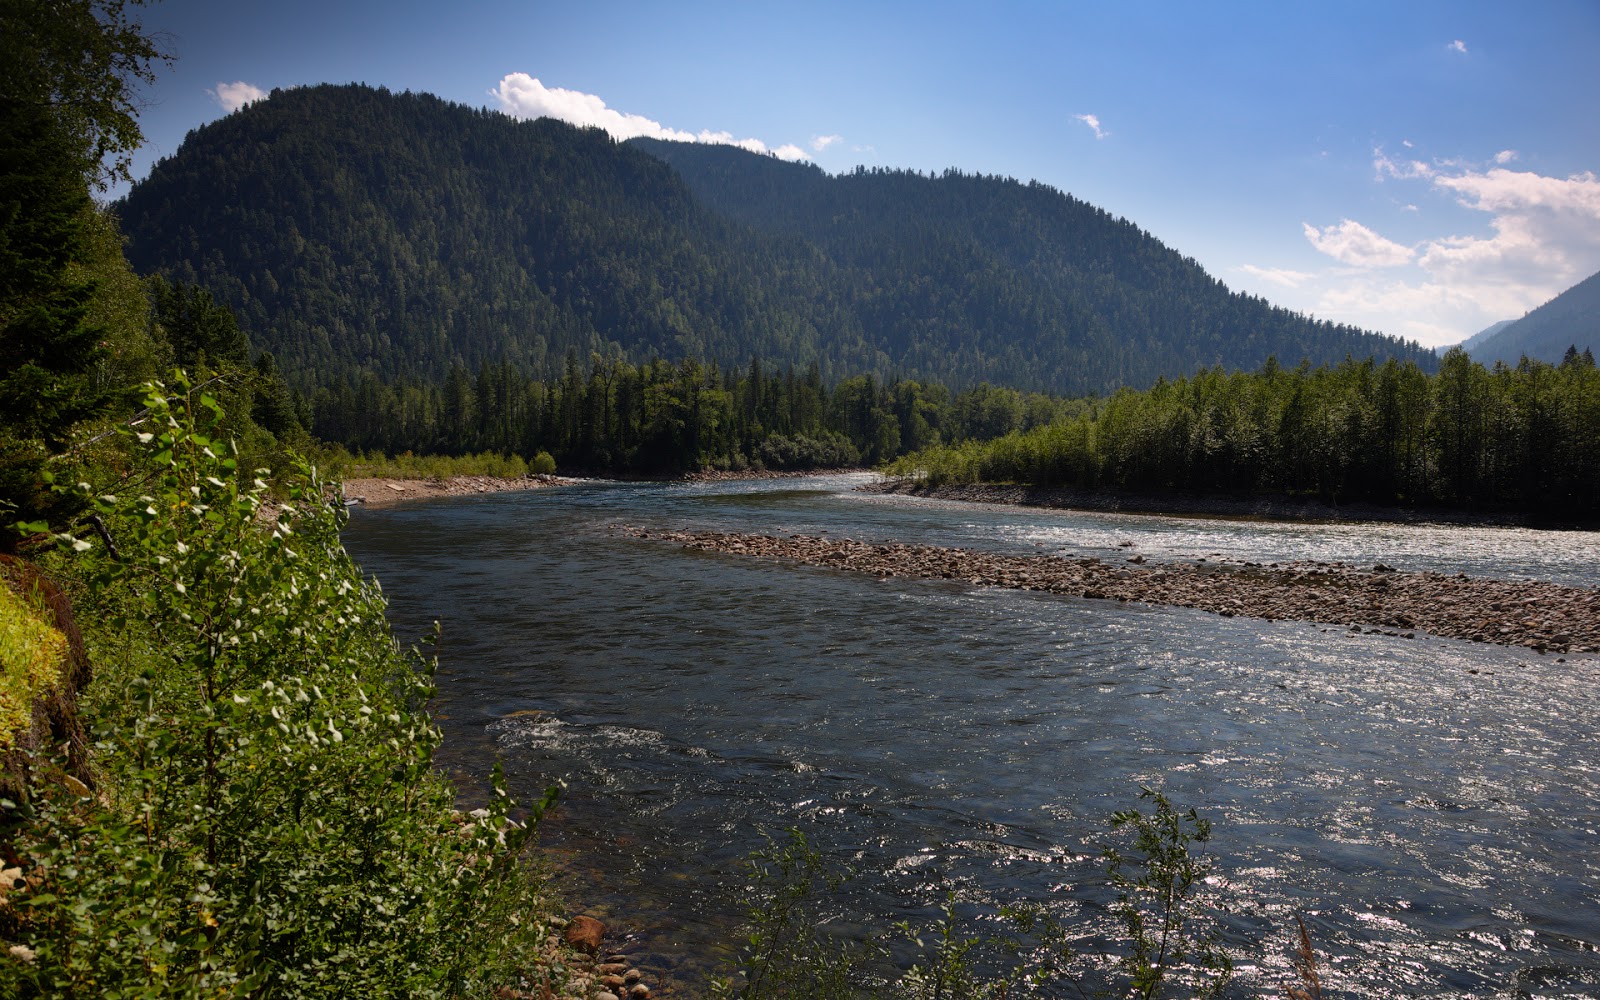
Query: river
341,474,1600,997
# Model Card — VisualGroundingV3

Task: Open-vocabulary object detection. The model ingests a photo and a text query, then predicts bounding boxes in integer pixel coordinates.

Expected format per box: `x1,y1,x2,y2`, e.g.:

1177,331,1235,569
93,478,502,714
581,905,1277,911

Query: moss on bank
0,586,68,752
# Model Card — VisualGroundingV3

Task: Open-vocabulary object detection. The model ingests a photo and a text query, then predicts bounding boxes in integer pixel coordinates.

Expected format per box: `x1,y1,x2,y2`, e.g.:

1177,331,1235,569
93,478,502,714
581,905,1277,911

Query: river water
342,474,1600,997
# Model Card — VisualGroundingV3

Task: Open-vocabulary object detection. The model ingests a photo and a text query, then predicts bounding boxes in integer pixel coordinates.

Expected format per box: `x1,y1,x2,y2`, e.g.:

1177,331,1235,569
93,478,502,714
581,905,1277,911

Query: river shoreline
339,474,579,508
626,527,1600,655
862,478,1597,530
340,468,871,507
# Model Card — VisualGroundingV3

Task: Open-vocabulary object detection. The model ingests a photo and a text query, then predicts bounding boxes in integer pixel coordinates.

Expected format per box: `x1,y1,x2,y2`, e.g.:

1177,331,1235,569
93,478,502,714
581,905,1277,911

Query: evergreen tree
0,0,170,541
0,99,111,533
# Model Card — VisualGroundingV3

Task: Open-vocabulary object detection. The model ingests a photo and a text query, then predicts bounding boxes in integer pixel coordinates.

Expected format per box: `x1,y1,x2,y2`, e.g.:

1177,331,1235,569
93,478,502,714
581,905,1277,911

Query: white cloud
1316,274,1526,347
1494,149,1517,164
1302,219,1416,268
811,134,843,153
1374,147,1434,181
1420,168,1600,288
1449,39,1468,54
490,73,809,161
1298,160,1600,345
209,81,266,113
1073,113,1107,140
1238,264,1314,288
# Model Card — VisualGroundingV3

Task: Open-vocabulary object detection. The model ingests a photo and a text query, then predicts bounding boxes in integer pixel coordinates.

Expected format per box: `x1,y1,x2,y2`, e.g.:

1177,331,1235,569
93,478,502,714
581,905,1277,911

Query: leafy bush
1105,788,1233,999
754,433,861,471
713,829,875,1000
322,449,539,482
717,790,1231,1000
0,377,557,997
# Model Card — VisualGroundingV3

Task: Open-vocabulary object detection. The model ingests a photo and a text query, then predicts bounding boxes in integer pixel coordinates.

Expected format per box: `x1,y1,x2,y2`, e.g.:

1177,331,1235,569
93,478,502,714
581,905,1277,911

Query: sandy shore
862,479,1592,529
626,527,1600,655
340,474,577,508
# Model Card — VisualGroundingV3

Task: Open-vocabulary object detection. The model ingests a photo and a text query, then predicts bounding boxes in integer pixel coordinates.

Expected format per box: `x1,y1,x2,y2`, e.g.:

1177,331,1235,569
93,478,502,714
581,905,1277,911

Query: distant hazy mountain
1461,270,1600,365
1444,319,1515,356
118,84,1435,395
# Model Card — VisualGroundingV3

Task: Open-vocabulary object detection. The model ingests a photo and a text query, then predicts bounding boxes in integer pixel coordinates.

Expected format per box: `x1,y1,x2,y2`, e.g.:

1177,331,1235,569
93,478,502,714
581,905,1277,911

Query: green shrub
1105,788,1233,999
529,451,556,476
754,433,861,471
717,791,1230,1000
1,377,558,997
712,829,876,1000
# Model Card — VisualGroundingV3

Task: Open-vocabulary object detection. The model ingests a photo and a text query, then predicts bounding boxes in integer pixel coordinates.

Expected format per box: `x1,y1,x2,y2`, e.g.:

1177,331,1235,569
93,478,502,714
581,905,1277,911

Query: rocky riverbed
624,528,1600,654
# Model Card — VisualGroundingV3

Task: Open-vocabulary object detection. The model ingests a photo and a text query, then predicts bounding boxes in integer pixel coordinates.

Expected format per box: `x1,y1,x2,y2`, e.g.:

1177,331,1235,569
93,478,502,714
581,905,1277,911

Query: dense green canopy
119,83,1436,401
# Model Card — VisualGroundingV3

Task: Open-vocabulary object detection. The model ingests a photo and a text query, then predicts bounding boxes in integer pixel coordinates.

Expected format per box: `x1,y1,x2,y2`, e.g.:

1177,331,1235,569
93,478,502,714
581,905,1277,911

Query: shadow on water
343,476,1600,997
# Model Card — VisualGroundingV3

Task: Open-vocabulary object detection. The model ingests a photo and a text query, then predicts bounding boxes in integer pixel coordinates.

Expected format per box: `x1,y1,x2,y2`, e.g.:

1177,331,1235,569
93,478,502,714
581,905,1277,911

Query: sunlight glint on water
343,475,1600,997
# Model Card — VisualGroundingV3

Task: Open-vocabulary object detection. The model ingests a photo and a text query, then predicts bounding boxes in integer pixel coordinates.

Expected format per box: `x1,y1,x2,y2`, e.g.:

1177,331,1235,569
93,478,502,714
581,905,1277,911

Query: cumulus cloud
1299,159,1600,345
1494,149,1517,164
1449,39,1468,54
1238,264,1314,288
1073,113,1107,140
489,73,809,161
811,134,843,153
1302,219,1416,268
1421,168,1600,286
210,81,266,113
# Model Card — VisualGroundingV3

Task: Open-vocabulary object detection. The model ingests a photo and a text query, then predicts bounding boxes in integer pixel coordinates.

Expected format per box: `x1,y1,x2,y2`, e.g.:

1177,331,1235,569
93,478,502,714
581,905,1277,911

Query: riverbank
863,479,1593,529
679,466,867,483
341,468,869,507
626,528,1600,654
341,473,579,507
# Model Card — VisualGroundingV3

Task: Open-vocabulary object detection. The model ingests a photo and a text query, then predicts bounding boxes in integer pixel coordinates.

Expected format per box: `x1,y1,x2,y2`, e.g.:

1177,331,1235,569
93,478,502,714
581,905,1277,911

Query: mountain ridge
118,83,1436,396
1459,270,1599,365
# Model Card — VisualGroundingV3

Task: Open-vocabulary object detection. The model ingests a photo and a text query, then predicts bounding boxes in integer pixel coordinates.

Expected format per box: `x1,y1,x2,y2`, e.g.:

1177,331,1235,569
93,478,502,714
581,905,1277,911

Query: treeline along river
341,475,1600,997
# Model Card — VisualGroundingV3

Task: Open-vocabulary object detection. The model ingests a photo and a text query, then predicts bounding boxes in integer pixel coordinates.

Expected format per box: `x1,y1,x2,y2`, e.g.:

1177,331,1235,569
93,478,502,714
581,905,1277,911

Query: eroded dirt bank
624,528,1600,654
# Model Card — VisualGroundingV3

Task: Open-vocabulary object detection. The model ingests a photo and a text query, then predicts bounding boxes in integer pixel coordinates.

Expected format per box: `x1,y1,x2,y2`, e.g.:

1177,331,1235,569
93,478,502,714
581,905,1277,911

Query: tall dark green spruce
0,100,112,535
0,0,170,543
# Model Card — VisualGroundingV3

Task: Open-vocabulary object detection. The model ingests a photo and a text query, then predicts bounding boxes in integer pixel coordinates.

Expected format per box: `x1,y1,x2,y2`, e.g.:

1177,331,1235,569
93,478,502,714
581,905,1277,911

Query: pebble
625,527,1600,654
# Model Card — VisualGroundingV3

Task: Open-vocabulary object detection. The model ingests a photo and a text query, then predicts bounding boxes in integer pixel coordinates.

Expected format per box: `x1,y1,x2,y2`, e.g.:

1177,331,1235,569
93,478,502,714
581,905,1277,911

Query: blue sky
120,0,1600,349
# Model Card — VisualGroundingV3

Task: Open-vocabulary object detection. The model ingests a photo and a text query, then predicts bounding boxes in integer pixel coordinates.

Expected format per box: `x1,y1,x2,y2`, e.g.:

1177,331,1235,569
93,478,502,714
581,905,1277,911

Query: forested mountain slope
1464,269,1599,366
631,138,1435,388
120,84,879,390
120,84,1434,396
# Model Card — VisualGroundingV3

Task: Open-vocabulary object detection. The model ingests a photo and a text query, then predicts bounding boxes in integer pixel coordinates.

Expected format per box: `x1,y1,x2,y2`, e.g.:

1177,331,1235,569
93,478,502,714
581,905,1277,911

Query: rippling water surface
341,475,1600,997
